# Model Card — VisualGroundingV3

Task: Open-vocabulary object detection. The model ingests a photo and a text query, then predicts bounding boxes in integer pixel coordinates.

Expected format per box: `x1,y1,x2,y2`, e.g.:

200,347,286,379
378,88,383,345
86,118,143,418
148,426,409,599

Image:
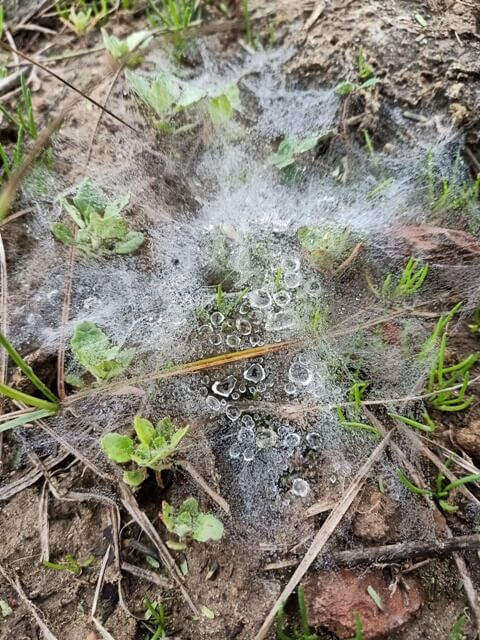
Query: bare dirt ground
1,1,480,640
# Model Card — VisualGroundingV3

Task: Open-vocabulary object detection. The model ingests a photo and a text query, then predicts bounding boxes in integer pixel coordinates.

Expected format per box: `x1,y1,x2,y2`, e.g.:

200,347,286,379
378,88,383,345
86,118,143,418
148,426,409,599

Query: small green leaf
415,13,428,27
134,415,155,446
166,539,187,550
123,468,147,487
101,433,133,463
334,81,358,95
113,231,145,254
51,223,75,245
360,77,380,89
367,585,383,611
73,179,106,215
200,605,215,619
104,193,130,218
0,600,12,617
88,212,129,241
145,555,160,569
193,513,224,542
62,200,86,228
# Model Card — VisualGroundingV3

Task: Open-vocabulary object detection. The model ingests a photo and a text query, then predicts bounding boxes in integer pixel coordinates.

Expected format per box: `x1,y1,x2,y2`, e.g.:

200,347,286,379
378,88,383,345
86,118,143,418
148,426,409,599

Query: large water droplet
283,432,301,449
226,334,241,348
198,324,213,336
256,428,277,449
241,414,255,429
306,432,322,450
273,290,291,307
249,289,272,309
229,442,242,459
266,310,295,331
284,382,297,395
244,363,266,384
235,318,252,335
210,311,225,326
238,425,255,443
292,478,310,497
243,447,255,462
212,375,236,398
284,272,301,289
206,395,221,411
283,257,300,272
226,405,241,422
209,333,222,346
288,362,313,386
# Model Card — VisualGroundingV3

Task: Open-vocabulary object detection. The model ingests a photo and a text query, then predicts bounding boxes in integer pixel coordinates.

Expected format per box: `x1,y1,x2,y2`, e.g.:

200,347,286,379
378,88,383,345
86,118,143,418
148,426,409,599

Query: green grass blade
0,382,58,411
443,474,480,493
389,412,435,433
0,408,56,433
0,332,58,403
396,468,432,495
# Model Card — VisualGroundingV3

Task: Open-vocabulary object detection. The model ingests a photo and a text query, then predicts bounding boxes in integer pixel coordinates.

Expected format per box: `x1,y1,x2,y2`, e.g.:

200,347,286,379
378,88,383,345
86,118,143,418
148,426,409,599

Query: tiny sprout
161,497,224,548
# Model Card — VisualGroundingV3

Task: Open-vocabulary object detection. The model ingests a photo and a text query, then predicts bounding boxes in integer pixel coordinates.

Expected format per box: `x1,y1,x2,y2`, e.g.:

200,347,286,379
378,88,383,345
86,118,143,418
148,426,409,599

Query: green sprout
337,407,379,438
126,69,241,134
349,614,364,640
51,179,144,256
101,28,152,67
70,321,134,384
378,257,429,301
468,307,480,334
242,0,255,49
142,599,169,639
0,333,59,434
215,284,249,317
270,135,322,170
396,466,480,513
148,0,199,57
43,554,95,575
297,225,353,273
426,149,480,214
101,415,189,487
450,614,466,640
161,497,224,550
275,586,318,640
335,47,380,95
389,411,436,433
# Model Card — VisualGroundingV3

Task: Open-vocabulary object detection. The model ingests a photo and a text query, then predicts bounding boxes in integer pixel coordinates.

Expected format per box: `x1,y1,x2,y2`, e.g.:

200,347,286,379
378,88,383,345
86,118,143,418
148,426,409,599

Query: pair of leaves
101,415,189,487
52,179,144,256
70,321,134,383
270,135,321,170
102,29,152,67
126,69,241,131
161,497,224,546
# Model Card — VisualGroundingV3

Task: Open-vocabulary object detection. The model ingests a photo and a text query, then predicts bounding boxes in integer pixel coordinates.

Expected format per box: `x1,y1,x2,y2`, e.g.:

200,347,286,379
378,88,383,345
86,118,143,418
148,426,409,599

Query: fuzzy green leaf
123,468,147,487
334,81,358,95
134,416,155,446
101,433,134,463
73,179,106,215
113,231,145,255
51,222,75,245
104,193,130,218
193,513,224,542
63,200,86,228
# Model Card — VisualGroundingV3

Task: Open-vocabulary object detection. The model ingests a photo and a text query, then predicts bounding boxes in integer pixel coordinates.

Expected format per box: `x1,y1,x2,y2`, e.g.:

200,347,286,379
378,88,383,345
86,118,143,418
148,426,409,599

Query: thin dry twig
0,561,59,640
254,432,392,640
121,562,170,588
177,459,230,514
91,545,111,619
57,245,75,400
38,482,50,562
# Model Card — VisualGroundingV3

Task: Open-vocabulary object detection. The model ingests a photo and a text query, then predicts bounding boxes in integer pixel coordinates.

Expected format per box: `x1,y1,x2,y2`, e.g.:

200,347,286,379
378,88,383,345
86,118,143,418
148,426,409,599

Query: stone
388,225,480,263
454,420,480,461
303,568,424,639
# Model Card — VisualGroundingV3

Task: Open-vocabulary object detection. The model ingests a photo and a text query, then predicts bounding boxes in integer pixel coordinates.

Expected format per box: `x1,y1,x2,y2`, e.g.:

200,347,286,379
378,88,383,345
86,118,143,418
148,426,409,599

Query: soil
1,2,480,640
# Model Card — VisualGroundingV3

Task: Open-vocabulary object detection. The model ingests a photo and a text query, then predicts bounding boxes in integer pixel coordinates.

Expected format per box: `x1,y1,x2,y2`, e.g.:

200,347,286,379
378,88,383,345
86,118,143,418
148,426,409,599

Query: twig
91,546,111,619
267,534,480,570
57,245,75,400
121,562,170,588
254,432,392,640
304,1,326,31
177,459,230,514
38,482,50,562
92,617,116,640
0,561,59,640
0,42,137,133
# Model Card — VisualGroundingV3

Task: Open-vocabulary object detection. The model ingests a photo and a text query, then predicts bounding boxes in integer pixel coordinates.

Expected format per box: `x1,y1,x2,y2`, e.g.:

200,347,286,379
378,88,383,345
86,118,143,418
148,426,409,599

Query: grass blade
0,408,56,433
0,382,58,411
0,332,58,403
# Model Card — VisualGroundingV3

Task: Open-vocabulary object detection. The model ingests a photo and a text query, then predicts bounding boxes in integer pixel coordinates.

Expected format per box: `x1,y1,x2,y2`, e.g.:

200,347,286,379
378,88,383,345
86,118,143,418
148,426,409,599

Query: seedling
216,284,249,317
143,599,169,639
367,585,383,611
349,379,370,414
43,554,94,575
450,614,466,640
270,135,322,170
161,497,223,549
297,225,353,273
51,179,144,256
0,332,59,433
389,411,436,433
425,149,480,214
335,47,380,95
70,321,134,383
396,466,480,513
349,614,364,640
64,5,94,35
426,330,479,412
419,301,462,361
275,586,318,640
377,257,429,301
242,0,255,49
337,407,380,438
126,69,241,134
468,307,480,334
101,415,189,486
102,28,152,67
148,0,199,57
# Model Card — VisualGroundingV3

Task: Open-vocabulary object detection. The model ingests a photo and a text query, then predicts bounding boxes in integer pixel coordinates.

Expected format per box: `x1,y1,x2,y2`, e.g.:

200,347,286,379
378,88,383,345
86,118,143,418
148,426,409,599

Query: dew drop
273,290,291,307
229,442,242,459
212,375,237,398
288,362,313,386
209,333,222,346
235,318,252,335
244,363,266,384
206,395,221,411
292,478,310,497
238,426,255,443
284,272,301,289
249,289,272,309
210,311,225,326
226,334,241,348
283,432,301,449
242,415,255,428
226,405,241,422
284,382,297,395
243,447,256,462
306,432,322,450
